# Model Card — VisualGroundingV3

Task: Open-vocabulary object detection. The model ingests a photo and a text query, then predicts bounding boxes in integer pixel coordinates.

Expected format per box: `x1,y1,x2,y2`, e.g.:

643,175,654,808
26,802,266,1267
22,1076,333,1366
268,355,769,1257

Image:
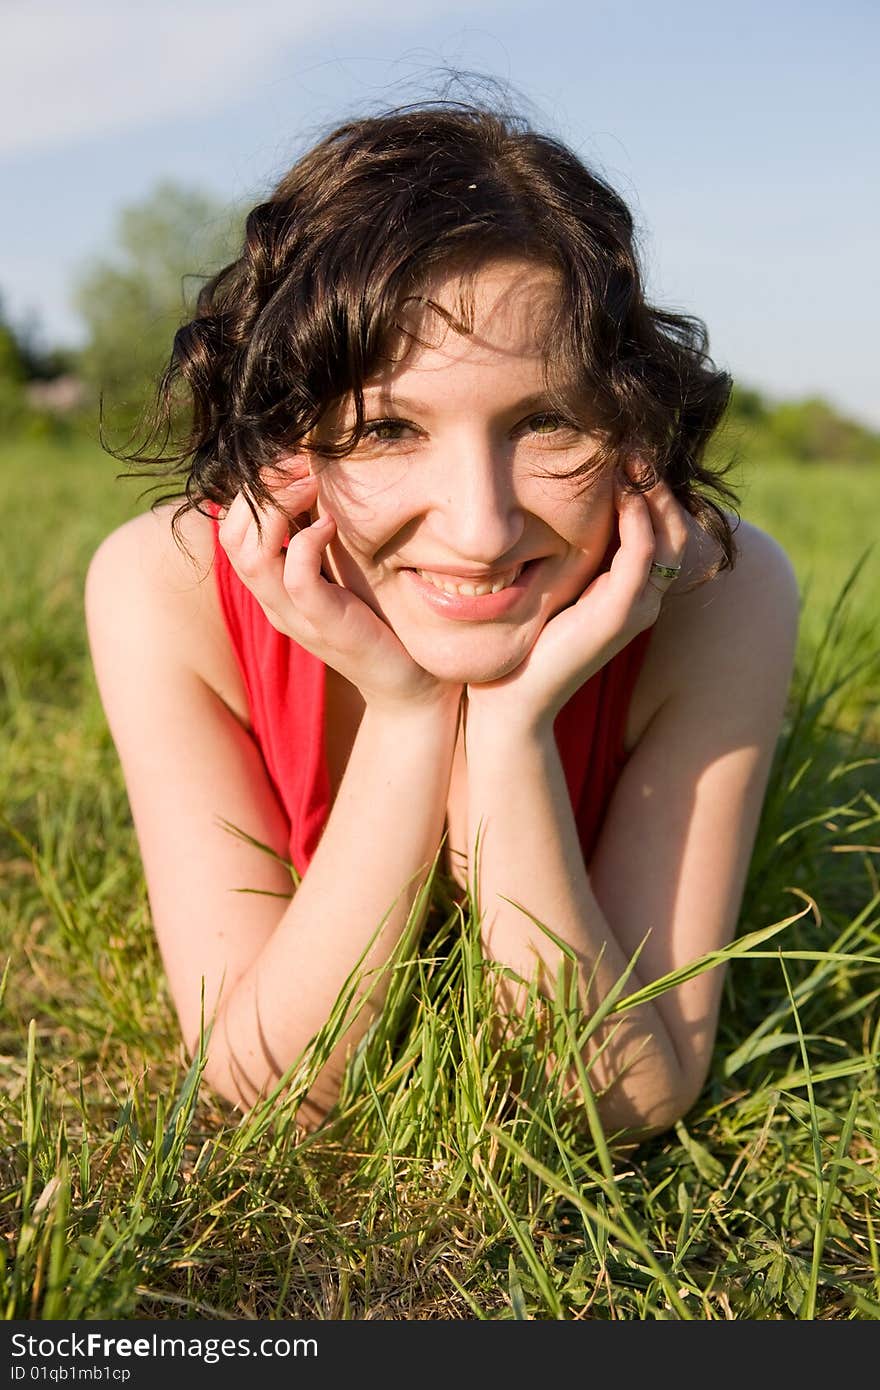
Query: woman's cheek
323,526,375,595
557,472,614,533
319,511,398,620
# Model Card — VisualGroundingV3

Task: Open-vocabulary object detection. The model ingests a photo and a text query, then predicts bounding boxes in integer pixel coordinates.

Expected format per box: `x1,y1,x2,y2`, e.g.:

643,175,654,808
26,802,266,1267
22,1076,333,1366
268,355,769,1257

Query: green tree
727,382,771,426
0,295,32,432
73,180,244,434
767,396,880,465
716,381,880,467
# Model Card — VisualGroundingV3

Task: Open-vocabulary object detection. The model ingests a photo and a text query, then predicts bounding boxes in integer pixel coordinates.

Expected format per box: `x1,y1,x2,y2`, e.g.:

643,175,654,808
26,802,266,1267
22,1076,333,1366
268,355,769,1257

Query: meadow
1,435,878,1320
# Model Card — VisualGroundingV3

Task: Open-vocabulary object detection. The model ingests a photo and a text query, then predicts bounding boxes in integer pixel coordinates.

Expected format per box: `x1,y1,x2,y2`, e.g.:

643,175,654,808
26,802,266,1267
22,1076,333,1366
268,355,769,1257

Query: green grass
733,453,879,668
2,436,879,1320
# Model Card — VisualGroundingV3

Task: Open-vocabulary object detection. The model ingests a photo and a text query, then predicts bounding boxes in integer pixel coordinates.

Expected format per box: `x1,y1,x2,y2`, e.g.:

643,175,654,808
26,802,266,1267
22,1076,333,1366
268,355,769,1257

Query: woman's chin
404,634,534,686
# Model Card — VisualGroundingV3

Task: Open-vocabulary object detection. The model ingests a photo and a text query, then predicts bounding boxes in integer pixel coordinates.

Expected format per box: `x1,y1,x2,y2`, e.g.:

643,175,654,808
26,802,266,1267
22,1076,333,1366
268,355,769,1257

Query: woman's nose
427,440,525,562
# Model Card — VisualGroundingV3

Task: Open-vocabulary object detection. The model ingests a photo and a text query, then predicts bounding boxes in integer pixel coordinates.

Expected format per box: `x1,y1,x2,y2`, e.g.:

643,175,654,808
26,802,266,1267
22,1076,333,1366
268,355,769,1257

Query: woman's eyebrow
360,390,561,416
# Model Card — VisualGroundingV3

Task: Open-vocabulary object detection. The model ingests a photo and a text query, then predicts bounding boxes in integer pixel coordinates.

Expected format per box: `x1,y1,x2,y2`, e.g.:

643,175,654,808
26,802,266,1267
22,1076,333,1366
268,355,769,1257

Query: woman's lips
403,559,542,620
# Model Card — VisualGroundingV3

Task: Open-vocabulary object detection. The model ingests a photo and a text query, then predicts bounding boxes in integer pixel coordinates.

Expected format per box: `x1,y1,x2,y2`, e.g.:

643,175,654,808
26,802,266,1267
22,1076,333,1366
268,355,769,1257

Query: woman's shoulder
676,512,799,637
87,500,216,638
85,501,249,720
625,513,800,751
88,498,216,589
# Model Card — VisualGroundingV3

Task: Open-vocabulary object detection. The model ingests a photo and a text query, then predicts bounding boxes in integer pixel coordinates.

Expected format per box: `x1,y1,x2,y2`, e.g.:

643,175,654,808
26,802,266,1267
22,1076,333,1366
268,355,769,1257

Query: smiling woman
83,92,800,1143
303,260,623,686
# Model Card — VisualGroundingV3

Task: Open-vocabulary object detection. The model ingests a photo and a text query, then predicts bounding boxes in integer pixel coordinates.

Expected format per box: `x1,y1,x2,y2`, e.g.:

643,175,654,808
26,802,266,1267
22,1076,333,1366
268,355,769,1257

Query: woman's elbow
594,1060,708,1145
197,1042,341,1135
622,1090,700,1143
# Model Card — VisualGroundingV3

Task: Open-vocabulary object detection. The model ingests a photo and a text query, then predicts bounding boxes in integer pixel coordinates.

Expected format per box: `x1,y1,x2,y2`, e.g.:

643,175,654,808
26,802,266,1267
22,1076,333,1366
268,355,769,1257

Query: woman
84,99,800,1143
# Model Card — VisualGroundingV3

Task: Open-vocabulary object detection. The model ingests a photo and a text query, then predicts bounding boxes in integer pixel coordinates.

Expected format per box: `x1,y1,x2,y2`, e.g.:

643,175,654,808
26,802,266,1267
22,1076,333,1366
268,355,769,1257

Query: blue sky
2,0,878,426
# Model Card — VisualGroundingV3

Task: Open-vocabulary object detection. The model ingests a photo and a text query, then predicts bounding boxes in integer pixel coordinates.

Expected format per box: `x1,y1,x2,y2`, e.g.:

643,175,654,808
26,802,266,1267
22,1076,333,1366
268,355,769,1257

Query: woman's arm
85,489,461,1131
464,710,684,1135
212,698,459,1125
463,504,800,1140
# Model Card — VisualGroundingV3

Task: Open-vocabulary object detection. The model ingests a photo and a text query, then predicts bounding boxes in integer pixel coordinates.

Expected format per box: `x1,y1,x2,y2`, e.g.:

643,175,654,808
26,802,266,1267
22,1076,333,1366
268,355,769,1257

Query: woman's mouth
413,563,523,596
403,560,542,620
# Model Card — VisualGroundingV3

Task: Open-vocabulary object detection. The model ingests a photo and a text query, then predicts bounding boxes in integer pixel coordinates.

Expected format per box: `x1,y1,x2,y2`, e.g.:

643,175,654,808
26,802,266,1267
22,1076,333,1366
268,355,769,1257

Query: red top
207,505,653,877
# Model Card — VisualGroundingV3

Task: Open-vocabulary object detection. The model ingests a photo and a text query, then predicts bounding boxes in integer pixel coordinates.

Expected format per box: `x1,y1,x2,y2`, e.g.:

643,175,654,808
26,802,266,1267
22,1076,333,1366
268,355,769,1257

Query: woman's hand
218,467,462,716
465,475,690,732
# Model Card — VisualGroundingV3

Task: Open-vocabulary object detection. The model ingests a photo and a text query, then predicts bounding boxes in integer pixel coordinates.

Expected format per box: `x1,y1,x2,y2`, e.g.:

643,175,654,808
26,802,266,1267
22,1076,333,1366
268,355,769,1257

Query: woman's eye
524,412,578,437
357,413,581,446
361,418,414,442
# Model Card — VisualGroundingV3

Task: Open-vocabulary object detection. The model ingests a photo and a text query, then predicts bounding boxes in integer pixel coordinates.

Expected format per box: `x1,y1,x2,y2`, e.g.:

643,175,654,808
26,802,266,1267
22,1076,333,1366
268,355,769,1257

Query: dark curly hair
118,86,739,579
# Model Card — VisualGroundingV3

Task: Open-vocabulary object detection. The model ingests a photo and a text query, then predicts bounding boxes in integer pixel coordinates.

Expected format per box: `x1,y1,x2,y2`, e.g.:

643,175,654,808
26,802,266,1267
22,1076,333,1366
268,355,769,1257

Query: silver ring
649,561,681,581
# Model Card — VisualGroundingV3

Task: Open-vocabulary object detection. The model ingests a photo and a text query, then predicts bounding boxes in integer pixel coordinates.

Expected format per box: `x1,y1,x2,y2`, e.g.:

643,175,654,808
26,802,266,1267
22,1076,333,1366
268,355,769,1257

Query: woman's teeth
415,565,523,597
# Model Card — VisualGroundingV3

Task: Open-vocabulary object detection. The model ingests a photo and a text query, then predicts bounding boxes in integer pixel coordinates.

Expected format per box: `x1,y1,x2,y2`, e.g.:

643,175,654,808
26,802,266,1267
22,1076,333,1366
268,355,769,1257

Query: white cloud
0,0,479,157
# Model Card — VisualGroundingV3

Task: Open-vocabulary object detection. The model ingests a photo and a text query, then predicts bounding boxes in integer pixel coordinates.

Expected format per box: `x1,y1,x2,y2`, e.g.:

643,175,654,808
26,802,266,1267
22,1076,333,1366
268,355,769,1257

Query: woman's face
304,256,617,685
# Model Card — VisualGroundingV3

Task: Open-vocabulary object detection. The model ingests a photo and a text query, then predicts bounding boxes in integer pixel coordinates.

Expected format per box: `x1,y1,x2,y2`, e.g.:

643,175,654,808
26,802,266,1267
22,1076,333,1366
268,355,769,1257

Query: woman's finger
282,514,378,643
282,512,338,603
220,482,319,628
221,476,316,556
216,488,256,550
641,481,689,594
606,479,656,600
599,475,689,627
229,500,371,657
263,468,320,550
